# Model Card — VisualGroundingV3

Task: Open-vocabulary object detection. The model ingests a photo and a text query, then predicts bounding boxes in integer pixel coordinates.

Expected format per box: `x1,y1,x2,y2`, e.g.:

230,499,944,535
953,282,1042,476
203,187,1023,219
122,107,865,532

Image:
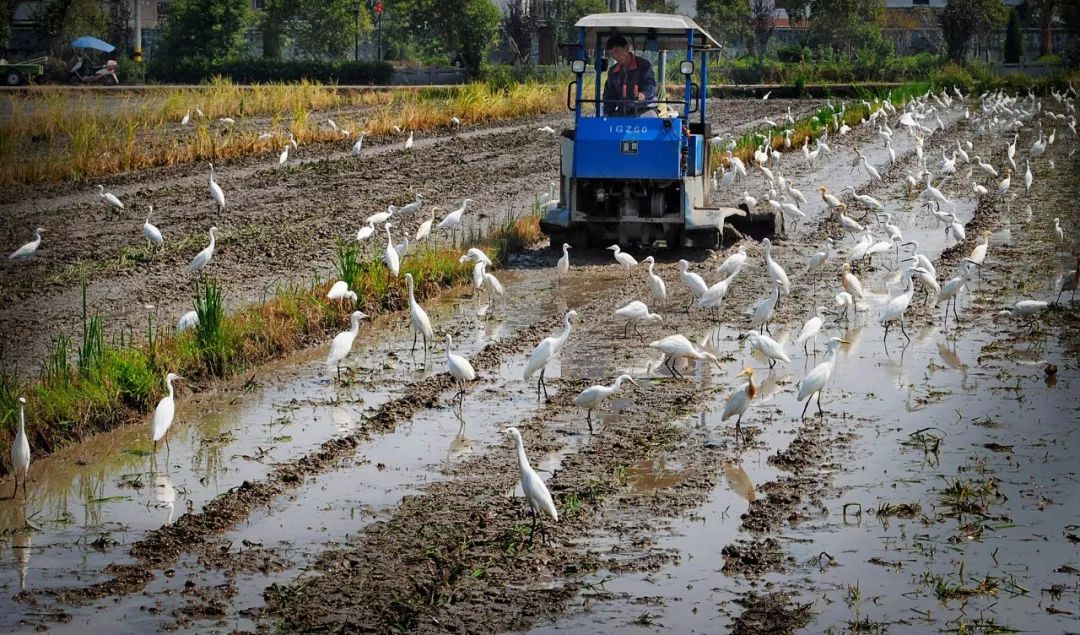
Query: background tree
939,0,1006,63
1026,0,1057,57
1,0,19,50
695,0,752,52
502,1,539,65
292,0,371,59
775,0,812,46
33,0,108,57
556,0,609,44
750,0,777,55
259,0,295,59
638,0,678,12
159,0,251,63
412,0,499,74
1004,7,1023,62
807,0,885,54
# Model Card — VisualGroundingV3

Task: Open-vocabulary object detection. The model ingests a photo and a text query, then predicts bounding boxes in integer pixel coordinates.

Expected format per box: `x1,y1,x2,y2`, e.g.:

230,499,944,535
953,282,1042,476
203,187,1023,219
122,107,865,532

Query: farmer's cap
605,34,628,51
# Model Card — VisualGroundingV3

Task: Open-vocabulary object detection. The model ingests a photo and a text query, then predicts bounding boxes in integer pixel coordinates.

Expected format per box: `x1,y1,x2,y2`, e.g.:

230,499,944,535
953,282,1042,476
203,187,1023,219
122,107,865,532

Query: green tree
1,0,18,49
259,0,295,59
939,0,1005,63
807,0,885,54
1027,0,1057,57
775,0,812,46
292,0,372,59
695,0,752,51
440,0,500,74
159,0,251,63
33,0,108,57
558,0,609,44
638,0,678,12
1004,7,1023,63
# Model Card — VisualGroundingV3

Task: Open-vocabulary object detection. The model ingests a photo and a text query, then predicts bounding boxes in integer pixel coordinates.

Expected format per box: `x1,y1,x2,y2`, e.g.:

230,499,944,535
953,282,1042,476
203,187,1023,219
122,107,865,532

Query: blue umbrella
71,36,116,53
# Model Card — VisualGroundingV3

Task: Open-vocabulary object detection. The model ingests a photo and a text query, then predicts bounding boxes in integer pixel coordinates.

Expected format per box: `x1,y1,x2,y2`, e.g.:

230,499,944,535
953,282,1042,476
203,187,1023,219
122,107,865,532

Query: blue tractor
540,13,772,249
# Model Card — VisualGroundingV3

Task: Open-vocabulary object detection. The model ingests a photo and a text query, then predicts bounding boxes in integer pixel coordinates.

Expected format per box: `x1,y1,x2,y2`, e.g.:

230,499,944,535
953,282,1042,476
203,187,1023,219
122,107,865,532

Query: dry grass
0,80,564,187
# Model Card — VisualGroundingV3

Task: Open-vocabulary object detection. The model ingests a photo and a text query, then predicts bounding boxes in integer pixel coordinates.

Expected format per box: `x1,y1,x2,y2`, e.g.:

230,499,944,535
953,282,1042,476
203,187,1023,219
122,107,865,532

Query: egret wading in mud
415,208,437,242
96,185,123,211
445,334,476,405
326,311,368,382
761,238,790,296
11,397,30,499
524,310,578,401
383,224,400,278
796,307,827,355
721,368,756,438
405,273,434,355
208,163,225,211
188,227,217,274
503,427,557,542
746,331,790,368
573,374,637,432
326,280,358,305
152,373,183,453
880,268,925,342
438,199,473,244
649,334,721,378
643,256,667,306
717,247,747,277
143,206,163,247
356,220,376,242
556,243,571,285
608,245,638,275
614,300,662,339
796,337,846,418
8,228,43,260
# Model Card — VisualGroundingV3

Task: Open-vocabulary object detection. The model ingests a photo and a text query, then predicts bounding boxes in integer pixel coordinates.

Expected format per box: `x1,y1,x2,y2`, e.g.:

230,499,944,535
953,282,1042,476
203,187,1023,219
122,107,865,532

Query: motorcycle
69,55,119,85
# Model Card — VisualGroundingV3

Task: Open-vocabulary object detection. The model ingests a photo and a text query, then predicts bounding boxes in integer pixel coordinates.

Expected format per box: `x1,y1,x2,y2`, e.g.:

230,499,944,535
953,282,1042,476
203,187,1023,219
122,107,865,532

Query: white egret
643,256,667,306
327,280,358,304
818,185,846,212
717,246,748,277
398,192,424,216
842,187,884,211
367,206,395,226
356,220,376,241
937,263,974,325
415,208,437,242
835,291,856,322
998,300,1048,320
880,268,923,342
1054,217,1064,243
188,226,218,273
445,334,476,403
394,236,409,260
1024,160,1033,193
181,110,190,126
973,156,998,178
945,213,966,244
1054,257,1079,304
152,373,183,453
648,334,721,378
8,228,43,260
463,247,493,267
405,273,434,354
10,397,29,499
761,238,790,296
1030,133,1046,158
404,131,414,149
96,185,123,211
208,163,225,211
503,427,558,540
721,368,756,436
996,167,1012,200
278,145,289,166
524,310,578,400
967,229,991,269
838,211,865,240
438,199,473,240
679,259,708,310
383,223,400,277
920,173,951,208
556,243,571,284
747,332,791,368
806,238,833,286
608,244,638,273
326,311,369,381
573,374,637,432
973,182,989,196
143,206,163,246
537,126,556,135
796,307,827,354
697,270,739,317
351,133,364,155
749,284,780,334
480,262,504,299
614,300,662,338
176,310,199,332
796,337,847,418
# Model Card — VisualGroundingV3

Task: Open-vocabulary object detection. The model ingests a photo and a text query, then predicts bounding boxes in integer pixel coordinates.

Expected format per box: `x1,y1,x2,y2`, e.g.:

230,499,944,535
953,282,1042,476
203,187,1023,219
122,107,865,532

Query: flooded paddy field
1,90,1077,633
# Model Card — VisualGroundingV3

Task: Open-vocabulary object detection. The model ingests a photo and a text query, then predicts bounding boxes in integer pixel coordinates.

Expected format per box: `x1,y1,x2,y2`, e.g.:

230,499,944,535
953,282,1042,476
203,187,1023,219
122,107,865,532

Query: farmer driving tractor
601,34,658,118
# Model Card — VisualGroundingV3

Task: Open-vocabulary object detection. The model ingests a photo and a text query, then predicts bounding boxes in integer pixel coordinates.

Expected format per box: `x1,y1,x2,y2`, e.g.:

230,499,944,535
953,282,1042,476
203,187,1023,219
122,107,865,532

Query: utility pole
133,0,142,63
355,1,360,61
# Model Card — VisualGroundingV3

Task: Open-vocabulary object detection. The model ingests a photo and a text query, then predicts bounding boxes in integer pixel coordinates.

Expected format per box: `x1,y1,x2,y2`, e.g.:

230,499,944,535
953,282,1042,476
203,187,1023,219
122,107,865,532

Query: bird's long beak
840,340,850,344
629,377,639,387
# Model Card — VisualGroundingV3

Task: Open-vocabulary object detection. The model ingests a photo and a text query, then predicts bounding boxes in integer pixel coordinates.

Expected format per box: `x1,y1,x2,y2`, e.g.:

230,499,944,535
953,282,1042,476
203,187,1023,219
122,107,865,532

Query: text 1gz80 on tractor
540,13,774,249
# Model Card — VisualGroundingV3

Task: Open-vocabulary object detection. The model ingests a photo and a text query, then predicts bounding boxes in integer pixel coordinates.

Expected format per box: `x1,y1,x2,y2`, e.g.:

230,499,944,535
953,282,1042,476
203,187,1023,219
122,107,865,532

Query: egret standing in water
796,307,827,355
524,310,578,401
152,373,183,453
326,311,369,381
503,427,558,542
8,228,43,260
796,337,846,418
648,334,721,378
880,268,924,342
405,273,434,354
762,238,790,296
10,397,30,499
614,300,662,339
573,374,637,432
746,332,790,368
721,368,756,438
445,334,476,404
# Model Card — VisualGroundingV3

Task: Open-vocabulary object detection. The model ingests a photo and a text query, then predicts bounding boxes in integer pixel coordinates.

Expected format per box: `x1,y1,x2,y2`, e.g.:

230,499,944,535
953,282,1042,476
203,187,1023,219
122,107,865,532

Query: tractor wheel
5,70,24,87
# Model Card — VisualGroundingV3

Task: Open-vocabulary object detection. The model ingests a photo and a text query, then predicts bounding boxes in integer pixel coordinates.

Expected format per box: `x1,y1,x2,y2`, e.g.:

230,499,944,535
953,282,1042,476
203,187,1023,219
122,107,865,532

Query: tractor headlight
680,60,694,76
571,59,586,74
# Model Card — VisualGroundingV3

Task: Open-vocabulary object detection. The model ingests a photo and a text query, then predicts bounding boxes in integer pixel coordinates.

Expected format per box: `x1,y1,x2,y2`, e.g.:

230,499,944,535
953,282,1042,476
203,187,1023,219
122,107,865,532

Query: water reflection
722,461,756,503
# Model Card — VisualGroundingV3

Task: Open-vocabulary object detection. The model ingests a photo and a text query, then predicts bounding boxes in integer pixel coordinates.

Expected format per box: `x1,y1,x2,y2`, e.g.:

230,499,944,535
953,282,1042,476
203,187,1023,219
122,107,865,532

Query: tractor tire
5,70,24,87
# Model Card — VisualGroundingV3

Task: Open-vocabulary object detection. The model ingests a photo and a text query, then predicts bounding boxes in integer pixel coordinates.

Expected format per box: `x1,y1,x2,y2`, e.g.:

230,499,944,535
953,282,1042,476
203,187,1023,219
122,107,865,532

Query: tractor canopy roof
574,12,721,51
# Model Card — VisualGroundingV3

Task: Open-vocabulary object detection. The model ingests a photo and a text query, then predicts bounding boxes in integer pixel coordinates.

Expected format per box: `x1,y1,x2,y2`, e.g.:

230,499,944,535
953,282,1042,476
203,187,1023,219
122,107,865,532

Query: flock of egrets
6,86,1078,541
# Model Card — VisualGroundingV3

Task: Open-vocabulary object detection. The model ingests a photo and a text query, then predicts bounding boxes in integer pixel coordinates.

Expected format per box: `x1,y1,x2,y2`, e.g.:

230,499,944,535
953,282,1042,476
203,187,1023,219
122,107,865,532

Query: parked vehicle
68,55,119,85
0,56,46,86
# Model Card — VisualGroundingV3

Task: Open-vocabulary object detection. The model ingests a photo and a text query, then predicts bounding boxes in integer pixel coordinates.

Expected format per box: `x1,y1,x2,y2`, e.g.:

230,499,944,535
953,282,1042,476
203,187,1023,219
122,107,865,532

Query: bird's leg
684,298,693,313
528,506,538,543
336,364,341,383
765,321,772,336
633,323,643,340
816,391,824,416
412,330,418,352
165,435,171,454
942,304,949,329
623,321,630,339
901,318,910,341
883,322,890,343
769,358,776,369
11,474,17,499
803,340,808,356
587,409,593,433
800,396,812,419
22,476,26,500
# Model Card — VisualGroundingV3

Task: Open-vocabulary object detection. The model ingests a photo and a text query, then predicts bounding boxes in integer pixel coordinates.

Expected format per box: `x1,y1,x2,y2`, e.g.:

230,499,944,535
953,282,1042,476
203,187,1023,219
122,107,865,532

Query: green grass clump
194,280,231,378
